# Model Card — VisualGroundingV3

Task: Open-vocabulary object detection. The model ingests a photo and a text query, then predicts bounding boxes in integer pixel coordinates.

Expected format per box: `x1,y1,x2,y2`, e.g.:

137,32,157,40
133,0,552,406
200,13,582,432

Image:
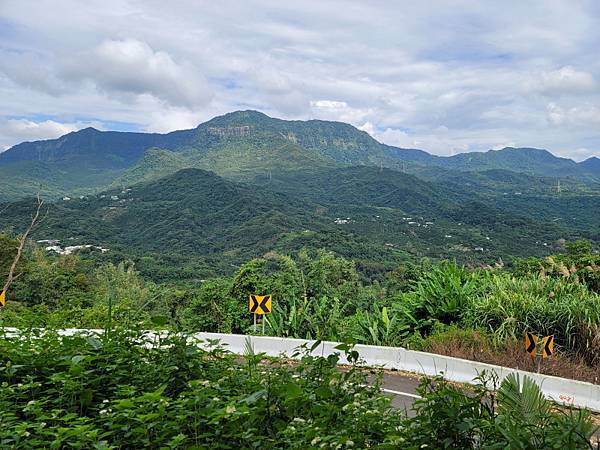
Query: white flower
225,405,236,414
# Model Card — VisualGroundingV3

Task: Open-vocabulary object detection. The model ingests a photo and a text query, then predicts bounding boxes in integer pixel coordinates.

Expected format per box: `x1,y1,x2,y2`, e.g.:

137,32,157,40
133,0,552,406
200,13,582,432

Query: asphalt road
366,371,423,415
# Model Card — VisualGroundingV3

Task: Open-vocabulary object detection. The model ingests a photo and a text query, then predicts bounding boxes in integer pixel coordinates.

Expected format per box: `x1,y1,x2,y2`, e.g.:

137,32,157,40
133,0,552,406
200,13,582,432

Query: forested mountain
0,110,598,280
0,110,598,202
1,166,584,281
581,156,600,172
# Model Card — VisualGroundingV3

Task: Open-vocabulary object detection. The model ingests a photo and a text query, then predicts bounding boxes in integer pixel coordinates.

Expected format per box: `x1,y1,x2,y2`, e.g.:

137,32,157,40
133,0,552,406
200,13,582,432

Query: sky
1,1,599,161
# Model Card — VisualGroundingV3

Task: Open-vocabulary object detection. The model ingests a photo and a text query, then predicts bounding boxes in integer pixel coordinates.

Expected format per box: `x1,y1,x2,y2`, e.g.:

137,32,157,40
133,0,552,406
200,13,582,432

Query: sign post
249,294,272,335
0,290,5,307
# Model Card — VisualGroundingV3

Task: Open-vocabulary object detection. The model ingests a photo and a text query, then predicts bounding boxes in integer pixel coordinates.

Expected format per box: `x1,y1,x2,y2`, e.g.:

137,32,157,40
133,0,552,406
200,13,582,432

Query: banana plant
353,304,408,346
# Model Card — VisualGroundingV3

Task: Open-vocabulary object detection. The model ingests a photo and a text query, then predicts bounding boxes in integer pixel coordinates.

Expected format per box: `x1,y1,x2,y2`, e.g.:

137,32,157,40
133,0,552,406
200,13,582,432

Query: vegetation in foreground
0,329,596,449
2,233,600,381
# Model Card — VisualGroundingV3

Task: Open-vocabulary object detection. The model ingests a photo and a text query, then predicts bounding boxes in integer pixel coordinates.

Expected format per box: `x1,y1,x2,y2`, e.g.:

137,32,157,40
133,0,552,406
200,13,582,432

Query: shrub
0,329,402,448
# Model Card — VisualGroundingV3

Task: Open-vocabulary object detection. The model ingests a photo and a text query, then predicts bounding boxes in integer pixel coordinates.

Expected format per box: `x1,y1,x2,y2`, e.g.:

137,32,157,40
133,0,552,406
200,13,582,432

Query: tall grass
466,274,600,363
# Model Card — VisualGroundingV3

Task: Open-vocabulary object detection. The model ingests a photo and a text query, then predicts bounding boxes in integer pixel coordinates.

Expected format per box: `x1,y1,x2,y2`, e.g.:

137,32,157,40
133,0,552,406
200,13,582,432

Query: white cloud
311,100,348,109
547,102,600,127
0,1,599,160
0,119,97,150
537,66,596,95
66,39,213,108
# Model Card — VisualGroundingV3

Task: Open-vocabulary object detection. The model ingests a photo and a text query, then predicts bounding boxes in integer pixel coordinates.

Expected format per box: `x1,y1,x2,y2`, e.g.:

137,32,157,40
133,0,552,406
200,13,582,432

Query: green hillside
2,166,584,281
2,110,597,203
109,148,192,188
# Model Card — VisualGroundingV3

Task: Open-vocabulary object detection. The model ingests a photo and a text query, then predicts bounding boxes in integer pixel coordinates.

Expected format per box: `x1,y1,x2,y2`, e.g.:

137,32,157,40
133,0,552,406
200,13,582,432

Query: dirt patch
425,337,600,385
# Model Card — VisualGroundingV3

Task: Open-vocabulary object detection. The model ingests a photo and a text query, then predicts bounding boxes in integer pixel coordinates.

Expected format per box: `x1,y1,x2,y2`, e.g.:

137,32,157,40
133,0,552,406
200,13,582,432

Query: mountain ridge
3,110,596,168
0,110,598,202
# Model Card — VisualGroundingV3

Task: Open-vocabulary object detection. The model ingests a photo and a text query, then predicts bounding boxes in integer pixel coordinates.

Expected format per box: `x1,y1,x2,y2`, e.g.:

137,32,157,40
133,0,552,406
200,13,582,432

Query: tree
1,195,44,306
566,239,591,256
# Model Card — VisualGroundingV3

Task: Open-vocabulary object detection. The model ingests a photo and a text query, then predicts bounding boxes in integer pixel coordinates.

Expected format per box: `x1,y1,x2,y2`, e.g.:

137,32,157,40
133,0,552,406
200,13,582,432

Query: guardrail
2,327,599,412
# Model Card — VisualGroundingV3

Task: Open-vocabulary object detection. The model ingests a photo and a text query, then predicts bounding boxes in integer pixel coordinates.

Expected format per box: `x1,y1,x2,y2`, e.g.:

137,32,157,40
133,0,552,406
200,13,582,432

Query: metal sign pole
262,316,265,335
253,313,257,333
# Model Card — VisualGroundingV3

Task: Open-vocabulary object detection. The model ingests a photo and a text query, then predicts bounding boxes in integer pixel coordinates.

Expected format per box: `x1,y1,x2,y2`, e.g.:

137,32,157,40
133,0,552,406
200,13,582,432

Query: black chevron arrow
543,335,554,357
250,295,259,313
259,296,271,313
525,332,537,355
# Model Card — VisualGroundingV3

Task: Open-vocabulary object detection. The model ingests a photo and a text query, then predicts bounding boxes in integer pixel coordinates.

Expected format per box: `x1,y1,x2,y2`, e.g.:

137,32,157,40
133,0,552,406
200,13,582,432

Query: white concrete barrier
2,327,599,411
193,332,600,412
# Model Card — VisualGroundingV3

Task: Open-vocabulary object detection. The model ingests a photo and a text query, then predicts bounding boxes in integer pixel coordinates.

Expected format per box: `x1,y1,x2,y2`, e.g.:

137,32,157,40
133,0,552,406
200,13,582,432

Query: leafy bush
267,295,347,341
180,278,246,333
409,260,480,325
401,373,595,449
351,303,409,346
0,330,595,448
0,329,402,448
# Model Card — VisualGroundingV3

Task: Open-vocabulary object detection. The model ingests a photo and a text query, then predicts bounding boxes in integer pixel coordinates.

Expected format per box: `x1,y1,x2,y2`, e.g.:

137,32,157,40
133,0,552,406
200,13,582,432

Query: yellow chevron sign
524,332,538,359
542,335,554,359
525,332,555,360
249,295,272,315
0,290,5,307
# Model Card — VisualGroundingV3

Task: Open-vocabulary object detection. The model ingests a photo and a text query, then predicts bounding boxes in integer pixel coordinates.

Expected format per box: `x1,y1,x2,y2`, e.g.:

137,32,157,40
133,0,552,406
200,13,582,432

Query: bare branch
2,195,45,296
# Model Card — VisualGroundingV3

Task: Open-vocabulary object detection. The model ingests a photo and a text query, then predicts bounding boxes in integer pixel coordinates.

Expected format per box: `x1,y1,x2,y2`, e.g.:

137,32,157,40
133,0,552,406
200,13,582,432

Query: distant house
62,196,71,201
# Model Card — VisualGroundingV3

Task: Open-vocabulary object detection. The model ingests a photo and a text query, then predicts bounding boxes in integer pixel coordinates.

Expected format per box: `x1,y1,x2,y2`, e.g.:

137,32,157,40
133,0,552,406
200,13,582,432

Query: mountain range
1,110,598,202
1,110,598,281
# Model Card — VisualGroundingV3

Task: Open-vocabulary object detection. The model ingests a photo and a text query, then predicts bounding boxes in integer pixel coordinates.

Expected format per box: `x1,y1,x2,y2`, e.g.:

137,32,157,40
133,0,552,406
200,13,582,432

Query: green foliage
298,249,361,304
0,232,18,280
232,253,303,309
401,373,595,449
267,295,347,341
567,239,592,256
0,329,402,448
515,241,600,294
466,273,600,363
0,329,595,448
352,303,408,346
180,278,245,333
495,373,596,449
410,260,479,324
12,250,95,308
